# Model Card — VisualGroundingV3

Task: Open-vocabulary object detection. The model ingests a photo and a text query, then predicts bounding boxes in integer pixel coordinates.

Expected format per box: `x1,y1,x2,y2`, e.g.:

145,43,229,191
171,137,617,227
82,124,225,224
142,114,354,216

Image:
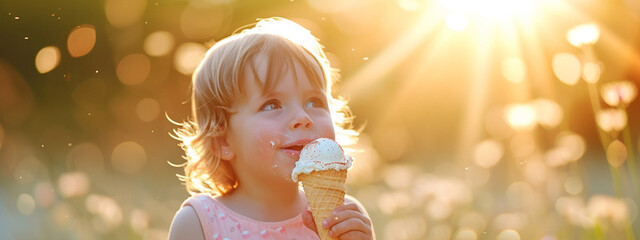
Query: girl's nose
290,109,314,130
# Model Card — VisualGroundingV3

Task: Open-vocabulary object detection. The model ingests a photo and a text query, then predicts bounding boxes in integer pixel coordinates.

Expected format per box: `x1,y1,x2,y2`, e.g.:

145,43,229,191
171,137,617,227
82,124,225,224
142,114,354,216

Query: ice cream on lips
291,138,353,182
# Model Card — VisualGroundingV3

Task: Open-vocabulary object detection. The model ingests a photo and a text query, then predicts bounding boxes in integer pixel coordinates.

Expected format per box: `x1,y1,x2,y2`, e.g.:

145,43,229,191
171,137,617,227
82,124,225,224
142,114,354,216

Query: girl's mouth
281,144,305,158
285,145,304,151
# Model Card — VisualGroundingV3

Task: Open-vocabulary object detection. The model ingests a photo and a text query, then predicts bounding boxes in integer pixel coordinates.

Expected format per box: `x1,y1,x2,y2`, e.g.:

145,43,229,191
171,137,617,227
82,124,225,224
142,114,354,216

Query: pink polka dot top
181,193,319,240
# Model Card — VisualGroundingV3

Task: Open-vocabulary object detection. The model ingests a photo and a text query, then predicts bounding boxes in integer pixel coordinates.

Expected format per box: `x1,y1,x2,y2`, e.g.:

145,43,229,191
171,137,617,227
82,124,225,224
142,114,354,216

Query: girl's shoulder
169,204,205,240
172,193,318,240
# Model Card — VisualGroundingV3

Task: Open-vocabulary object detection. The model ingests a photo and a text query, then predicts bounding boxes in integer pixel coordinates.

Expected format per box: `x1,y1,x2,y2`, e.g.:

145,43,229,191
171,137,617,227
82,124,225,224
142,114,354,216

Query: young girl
168,17,374,240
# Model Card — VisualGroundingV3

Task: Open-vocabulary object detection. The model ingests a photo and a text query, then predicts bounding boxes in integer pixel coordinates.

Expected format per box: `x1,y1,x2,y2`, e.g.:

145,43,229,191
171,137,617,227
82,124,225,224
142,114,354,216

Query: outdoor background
1,0,640,239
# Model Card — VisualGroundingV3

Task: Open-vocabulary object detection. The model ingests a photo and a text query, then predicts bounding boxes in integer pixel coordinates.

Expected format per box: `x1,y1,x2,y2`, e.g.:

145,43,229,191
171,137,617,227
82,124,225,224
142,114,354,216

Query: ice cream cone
300,169,347,240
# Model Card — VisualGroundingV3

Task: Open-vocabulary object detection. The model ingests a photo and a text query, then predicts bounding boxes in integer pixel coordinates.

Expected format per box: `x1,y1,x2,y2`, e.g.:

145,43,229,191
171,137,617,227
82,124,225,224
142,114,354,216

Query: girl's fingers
301,209,318,233
331,202,361,214
323,208,371,230
328,218,372,239
334,230,370,240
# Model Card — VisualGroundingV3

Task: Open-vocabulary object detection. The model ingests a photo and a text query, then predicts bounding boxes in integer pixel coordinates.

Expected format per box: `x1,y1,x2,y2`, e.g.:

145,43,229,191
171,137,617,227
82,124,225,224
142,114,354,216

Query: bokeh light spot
116,53,151,85
473,139,503,168
85,194,123,232
505,104,536,131
136,98,160,122
581,62,601,84
555,131,586,162
174,42,207,75
566,23,600,48
67,25,96,57
35,46,61,74
454,228,477,240
496,229,521,240
58,171,90,198
606,140,627,167
144,31,175,57
564,175,583,195
552,53,581,85
501,57,526,83
17,193,36,215
130,209,150,234
34,181,56,208
111,141,147,174
596,109,627,133
532,98,563,128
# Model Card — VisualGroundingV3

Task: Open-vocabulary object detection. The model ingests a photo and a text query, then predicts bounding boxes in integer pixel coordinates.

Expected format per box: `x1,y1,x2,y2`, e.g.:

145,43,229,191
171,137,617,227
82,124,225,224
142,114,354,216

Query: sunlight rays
342,3,445,97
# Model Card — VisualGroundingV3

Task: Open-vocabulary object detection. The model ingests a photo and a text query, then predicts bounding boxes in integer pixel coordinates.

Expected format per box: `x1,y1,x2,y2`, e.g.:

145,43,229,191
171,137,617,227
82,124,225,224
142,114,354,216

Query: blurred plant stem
621,123,639,194
586,81,636,240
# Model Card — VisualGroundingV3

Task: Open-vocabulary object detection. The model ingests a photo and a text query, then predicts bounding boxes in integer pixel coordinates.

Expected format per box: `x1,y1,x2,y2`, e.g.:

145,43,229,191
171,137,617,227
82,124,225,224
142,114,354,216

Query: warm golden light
104,0,146,28
35,46,61,74
596,109,627,133
436,0,535,21
510,132,536,159
501,57,526,83
555,196,590,227
524,160,548,185
130,209,149,234
555,131,586,162
85,194,123,232
445,12,467,31
458,211,487,233
67,25,96,57
136,98,160,122
496,229,521,240
174,42,206,75
397,0,421,12
144,31,175,57
564,175,583,195
505,104,537,131
581,62,601,84
473,139,503,168
58,171,90,198
454,228,478,240
587,195,628,225
606,140,627,167
531,98,563,128
427,224,453,240
552,53,581,85
111,141,147,174
600,80,638,108
566,23,600,48
180,3,224,40
485,107,514,140
116,53,150,85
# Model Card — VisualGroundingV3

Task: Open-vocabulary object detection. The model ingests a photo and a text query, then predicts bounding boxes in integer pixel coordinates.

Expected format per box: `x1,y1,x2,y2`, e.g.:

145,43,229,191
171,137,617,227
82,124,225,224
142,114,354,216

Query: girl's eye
305,98,325,109
261,100,281,111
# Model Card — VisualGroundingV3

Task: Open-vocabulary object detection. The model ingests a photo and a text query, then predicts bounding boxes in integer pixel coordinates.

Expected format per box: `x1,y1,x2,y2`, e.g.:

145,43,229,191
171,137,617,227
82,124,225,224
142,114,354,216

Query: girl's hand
302,199,374,240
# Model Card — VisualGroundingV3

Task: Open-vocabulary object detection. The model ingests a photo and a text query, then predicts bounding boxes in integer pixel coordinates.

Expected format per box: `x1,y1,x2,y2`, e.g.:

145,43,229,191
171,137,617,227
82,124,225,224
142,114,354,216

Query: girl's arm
168,206,206,240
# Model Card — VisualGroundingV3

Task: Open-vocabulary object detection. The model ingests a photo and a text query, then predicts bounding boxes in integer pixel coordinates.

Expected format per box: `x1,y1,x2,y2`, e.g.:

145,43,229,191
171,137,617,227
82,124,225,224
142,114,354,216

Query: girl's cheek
254,130,281,154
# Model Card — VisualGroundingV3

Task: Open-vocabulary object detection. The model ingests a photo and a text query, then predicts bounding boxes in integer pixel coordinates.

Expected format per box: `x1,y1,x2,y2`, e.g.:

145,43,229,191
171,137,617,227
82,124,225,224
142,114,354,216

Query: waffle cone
300,169,347,240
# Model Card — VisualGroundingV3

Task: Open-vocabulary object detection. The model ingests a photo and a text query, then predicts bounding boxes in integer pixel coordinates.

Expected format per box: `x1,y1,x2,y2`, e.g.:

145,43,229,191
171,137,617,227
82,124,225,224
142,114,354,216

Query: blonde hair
171,17,358,196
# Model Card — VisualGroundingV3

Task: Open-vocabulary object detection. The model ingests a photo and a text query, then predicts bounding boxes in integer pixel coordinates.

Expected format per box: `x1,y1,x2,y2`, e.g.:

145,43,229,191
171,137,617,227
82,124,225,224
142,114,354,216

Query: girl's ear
216,135,235,161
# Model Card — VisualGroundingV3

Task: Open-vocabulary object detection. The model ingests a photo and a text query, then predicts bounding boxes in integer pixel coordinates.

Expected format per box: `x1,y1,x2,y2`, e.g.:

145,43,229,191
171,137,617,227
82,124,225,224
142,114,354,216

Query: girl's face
225,55,335,186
